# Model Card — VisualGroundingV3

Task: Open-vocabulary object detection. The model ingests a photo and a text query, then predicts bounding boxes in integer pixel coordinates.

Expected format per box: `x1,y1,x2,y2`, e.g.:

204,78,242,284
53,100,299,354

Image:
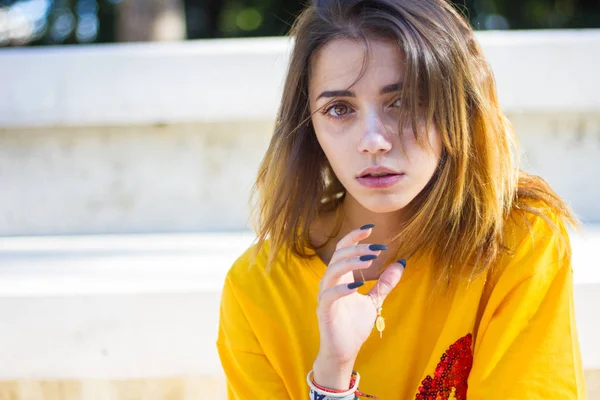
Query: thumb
369,259,406,303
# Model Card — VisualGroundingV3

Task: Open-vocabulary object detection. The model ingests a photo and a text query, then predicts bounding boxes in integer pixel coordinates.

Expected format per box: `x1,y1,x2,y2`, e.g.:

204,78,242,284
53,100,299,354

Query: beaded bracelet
306,370,359,399
306,370,379,399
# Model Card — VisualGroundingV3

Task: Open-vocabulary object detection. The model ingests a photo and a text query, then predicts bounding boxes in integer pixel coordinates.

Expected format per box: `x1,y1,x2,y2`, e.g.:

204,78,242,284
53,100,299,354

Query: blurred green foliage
0,0,598,47
188,0,599,39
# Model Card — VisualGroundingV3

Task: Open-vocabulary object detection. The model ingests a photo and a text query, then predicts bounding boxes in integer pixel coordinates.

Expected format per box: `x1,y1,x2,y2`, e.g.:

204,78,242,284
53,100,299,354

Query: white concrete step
0,232,255,296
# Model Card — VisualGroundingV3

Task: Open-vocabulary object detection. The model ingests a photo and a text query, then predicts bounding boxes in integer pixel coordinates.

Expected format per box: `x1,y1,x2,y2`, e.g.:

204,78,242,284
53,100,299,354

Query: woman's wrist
312,353,356,390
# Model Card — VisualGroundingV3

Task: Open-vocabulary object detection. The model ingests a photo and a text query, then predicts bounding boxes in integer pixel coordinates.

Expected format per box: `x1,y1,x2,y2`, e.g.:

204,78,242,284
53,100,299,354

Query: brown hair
251,0,575,282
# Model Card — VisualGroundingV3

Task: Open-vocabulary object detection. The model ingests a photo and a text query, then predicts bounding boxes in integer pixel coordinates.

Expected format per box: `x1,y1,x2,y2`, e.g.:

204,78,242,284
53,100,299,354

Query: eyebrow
316,82,403,101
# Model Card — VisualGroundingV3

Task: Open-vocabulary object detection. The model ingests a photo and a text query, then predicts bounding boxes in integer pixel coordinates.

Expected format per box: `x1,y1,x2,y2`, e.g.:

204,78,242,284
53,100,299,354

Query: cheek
312,120,330,153
428,127,443,159
401,127,443,168
316,135,346,175
313,122,353,166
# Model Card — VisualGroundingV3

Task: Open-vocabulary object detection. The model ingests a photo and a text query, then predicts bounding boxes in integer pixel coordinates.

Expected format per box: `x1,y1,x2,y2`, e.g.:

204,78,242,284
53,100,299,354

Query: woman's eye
391,98,402,108
325,104,351,118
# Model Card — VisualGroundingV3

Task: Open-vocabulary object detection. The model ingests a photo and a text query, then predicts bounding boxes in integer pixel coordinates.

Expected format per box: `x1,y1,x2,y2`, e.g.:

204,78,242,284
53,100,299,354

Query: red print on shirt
415,333,473,400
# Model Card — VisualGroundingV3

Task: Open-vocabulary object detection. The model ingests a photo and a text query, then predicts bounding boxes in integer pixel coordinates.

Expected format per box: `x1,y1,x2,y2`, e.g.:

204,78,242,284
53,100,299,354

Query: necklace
358,269,385,338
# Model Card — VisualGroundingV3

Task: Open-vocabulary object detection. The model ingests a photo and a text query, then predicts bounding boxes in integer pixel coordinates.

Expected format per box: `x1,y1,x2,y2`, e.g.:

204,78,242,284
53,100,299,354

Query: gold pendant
375,308,385,338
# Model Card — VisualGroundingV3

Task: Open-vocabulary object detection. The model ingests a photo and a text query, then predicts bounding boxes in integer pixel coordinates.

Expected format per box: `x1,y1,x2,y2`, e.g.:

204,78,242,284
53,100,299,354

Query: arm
468,217,586,399
217,274,290,400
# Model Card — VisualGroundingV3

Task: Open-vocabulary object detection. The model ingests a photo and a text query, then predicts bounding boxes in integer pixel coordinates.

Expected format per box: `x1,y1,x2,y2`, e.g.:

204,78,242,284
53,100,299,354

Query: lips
357,166,402,179
356,166,404,189
361,172,396,178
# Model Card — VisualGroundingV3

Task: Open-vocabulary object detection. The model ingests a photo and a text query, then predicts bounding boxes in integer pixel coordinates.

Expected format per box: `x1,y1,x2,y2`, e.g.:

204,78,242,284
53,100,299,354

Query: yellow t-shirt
217,209,586,399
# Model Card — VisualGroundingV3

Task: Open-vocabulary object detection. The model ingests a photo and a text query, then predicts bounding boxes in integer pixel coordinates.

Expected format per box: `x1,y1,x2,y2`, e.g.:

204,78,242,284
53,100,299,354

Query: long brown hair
250,0,575,281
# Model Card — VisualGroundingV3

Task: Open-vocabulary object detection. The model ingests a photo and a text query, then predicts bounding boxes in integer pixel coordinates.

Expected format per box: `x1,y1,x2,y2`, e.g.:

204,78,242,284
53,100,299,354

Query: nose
357,110,392,155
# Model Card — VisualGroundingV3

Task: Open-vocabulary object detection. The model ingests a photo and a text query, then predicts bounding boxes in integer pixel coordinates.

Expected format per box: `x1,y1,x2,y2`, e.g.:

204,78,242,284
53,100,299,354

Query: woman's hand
312,224,406,390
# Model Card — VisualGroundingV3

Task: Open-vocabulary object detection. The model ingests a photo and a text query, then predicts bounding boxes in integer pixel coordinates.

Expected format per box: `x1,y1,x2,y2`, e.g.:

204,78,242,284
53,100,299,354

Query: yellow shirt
217,210,586,399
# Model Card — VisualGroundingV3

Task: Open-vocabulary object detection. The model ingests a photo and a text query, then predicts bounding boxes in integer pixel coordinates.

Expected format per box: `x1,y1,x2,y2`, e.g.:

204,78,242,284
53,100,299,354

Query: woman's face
309,38,443,214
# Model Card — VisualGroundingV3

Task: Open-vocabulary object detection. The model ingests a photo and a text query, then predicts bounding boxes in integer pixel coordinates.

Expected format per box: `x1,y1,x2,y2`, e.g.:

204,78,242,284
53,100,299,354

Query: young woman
217,0,586,398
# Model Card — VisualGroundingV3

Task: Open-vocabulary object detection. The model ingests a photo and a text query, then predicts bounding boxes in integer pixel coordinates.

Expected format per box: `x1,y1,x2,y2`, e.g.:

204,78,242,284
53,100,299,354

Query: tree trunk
116,0,186,42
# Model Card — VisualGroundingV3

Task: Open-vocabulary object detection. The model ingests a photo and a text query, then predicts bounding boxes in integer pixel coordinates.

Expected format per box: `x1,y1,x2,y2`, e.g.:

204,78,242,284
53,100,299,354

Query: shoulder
504,198,571,259
223,239,315,300
220,239,318,340
224,240,272,292
491,199,572,287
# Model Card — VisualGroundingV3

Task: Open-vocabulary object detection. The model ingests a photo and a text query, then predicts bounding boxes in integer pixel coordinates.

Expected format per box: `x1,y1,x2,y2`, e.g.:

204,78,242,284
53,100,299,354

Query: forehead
309,38,406,95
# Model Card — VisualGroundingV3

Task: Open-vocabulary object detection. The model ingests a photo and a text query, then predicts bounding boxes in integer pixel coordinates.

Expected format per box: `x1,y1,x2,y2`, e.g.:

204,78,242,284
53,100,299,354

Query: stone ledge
1,30,599,128
0,229,597,296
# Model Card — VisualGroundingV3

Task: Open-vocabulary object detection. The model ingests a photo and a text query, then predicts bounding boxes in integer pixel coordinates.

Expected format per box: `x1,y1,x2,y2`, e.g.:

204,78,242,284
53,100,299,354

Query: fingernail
360,224,375,230
398,259,407,267
368,244,387,251
348,281,364,289
360,254,377,262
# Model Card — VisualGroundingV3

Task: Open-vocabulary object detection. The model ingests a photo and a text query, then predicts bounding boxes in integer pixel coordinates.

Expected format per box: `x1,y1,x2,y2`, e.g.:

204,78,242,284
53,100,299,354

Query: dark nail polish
368,244,388,251
348,281,364,289
398,259,407,267
360,254,378,262
360,224,375,230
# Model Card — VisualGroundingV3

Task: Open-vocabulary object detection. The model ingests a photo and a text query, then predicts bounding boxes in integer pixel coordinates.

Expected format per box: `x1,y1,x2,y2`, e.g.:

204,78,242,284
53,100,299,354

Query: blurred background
0,1,599,399
1,0,600,47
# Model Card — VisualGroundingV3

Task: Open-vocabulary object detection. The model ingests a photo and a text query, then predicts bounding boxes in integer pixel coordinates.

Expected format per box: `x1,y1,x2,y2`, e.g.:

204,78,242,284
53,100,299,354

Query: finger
369,259,406,303
318,281,365,311
329,243,387,266
334,224,376,252
320,255,376,290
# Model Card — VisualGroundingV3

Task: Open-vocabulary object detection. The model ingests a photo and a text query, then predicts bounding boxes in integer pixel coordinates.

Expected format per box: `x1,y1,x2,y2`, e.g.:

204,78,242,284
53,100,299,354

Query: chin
356,193,414,214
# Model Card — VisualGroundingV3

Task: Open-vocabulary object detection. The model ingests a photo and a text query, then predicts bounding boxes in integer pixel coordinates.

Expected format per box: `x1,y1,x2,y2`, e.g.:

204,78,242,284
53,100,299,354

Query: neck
335,195,406,281
339,195,406,246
